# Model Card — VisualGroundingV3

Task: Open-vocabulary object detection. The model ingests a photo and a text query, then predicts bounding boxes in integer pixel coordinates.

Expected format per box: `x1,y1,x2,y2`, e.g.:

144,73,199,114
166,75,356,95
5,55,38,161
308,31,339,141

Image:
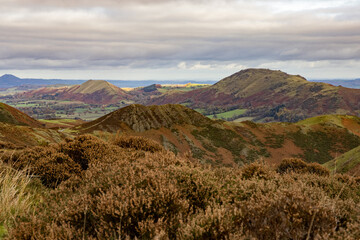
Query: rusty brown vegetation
277,158,330,176
0,135,358,239
112,135,164,153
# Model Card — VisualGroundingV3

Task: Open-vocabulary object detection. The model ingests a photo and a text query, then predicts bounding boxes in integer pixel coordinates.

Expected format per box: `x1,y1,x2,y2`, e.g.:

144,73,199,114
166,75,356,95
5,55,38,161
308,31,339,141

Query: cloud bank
1,0,360,79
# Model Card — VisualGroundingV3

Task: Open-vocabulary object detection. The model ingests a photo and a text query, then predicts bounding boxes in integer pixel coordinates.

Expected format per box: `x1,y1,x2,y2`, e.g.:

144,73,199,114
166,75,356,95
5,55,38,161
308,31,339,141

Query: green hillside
324,146,360,175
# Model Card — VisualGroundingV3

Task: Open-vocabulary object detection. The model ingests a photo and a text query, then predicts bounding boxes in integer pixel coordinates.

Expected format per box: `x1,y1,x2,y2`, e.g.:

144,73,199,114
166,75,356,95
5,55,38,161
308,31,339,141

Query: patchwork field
3,99,130,121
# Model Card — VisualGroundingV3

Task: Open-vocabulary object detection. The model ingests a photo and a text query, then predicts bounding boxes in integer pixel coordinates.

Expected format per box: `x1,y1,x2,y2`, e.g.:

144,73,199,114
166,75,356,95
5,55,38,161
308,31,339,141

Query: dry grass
0,161,39,237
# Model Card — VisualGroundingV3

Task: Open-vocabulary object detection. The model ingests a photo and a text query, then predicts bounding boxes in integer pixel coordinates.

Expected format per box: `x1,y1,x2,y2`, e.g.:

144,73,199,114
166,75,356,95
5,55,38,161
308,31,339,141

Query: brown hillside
148,68,360,122
0,122,65,149
73,104,360,167
75,104,213,133
0,102,43,128
15,80,130,104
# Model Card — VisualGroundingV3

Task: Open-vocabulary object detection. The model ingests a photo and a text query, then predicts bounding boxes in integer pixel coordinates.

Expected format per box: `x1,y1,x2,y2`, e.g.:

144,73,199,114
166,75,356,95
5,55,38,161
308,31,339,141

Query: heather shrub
277,158,330,176
0,150,22,164
112,135,164,153
240,162,274,180
10,152,194,239
176,206,236,240
174,167,220,213
0,141,18,150
7,142,360,239
277,158,308,174
58,134,117,170
12,146,82,188
306,162,330,176
238,180,337,239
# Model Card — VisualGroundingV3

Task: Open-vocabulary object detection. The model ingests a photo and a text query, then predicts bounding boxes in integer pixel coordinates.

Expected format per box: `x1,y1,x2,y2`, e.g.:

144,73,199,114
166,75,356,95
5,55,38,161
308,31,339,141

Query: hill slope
310,79,360,89
149,69,360,122
16,80,130,104
72,104,360,166
0,102,43,128
76,104,213,133
323,145,360,176
0,122,65,148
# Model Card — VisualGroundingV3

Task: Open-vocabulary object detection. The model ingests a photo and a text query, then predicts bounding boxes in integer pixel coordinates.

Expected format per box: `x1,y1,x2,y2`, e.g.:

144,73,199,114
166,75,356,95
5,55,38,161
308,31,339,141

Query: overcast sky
0,0,360,80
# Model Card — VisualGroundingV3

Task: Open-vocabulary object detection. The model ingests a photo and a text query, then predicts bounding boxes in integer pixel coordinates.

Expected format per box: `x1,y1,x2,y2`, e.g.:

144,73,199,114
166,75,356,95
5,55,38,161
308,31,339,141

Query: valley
1,68,360,239
2,99,129,120
1,68,360,167
4,68,358,123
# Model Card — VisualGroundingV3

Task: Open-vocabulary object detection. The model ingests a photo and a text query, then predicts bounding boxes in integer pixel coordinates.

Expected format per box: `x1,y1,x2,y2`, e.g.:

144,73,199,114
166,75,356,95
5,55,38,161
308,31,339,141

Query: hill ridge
17,79,130,104
76,104,213,132
68,80,121,95
0,102,43,128
148,68,360,122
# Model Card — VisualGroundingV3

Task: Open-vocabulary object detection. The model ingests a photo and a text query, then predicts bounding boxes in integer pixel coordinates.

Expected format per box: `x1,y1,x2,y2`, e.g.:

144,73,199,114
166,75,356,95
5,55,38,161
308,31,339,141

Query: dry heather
3,135,360,239
277,158,330,176
112,135,164,153
2,135,126,188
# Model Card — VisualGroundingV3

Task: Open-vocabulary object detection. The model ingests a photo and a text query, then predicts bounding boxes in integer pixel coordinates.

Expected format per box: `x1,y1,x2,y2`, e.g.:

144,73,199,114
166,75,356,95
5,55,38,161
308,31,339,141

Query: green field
234,117,255,122
296,115,345,126
206,109,247,119
157,83,210,94
4,99,128,121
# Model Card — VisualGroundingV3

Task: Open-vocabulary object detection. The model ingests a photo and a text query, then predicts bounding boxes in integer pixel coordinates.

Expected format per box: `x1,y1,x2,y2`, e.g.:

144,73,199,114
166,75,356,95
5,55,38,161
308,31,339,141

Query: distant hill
0,74,216,89
310,79,360,89
0,102,43,128
149,69,360,122
16,80,131,104
72,104,360,166
0,74,24,88
0,74,85,88
60,80,130,104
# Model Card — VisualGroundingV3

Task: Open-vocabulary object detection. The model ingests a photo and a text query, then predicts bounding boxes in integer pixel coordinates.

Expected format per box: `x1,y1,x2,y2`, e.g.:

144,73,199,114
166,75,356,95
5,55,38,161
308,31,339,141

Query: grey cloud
0,0,359,74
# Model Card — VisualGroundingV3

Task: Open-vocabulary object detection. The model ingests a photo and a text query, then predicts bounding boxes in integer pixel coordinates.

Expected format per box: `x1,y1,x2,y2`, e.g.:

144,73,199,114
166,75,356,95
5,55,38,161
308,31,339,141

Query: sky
0,0,360,81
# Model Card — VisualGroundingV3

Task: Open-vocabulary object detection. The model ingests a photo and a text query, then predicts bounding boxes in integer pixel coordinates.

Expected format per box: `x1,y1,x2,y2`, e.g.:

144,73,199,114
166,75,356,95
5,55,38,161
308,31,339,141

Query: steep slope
72,104,360,167
149,69,360,122
0,122,65,149
16,80,130,104
0,102,69,148
324,145,360,176
76,104,213,133
0,102,43,128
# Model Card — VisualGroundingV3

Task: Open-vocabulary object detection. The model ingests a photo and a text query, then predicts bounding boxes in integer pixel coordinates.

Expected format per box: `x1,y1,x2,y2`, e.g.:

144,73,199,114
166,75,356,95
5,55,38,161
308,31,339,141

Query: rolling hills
0,102,67,148
149,69,360,122
15,80,130,104
72,104,360,166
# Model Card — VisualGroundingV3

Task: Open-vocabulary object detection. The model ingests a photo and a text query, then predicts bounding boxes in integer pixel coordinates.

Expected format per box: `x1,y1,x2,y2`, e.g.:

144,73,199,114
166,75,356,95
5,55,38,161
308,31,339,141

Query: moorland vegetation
1,135,360,239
